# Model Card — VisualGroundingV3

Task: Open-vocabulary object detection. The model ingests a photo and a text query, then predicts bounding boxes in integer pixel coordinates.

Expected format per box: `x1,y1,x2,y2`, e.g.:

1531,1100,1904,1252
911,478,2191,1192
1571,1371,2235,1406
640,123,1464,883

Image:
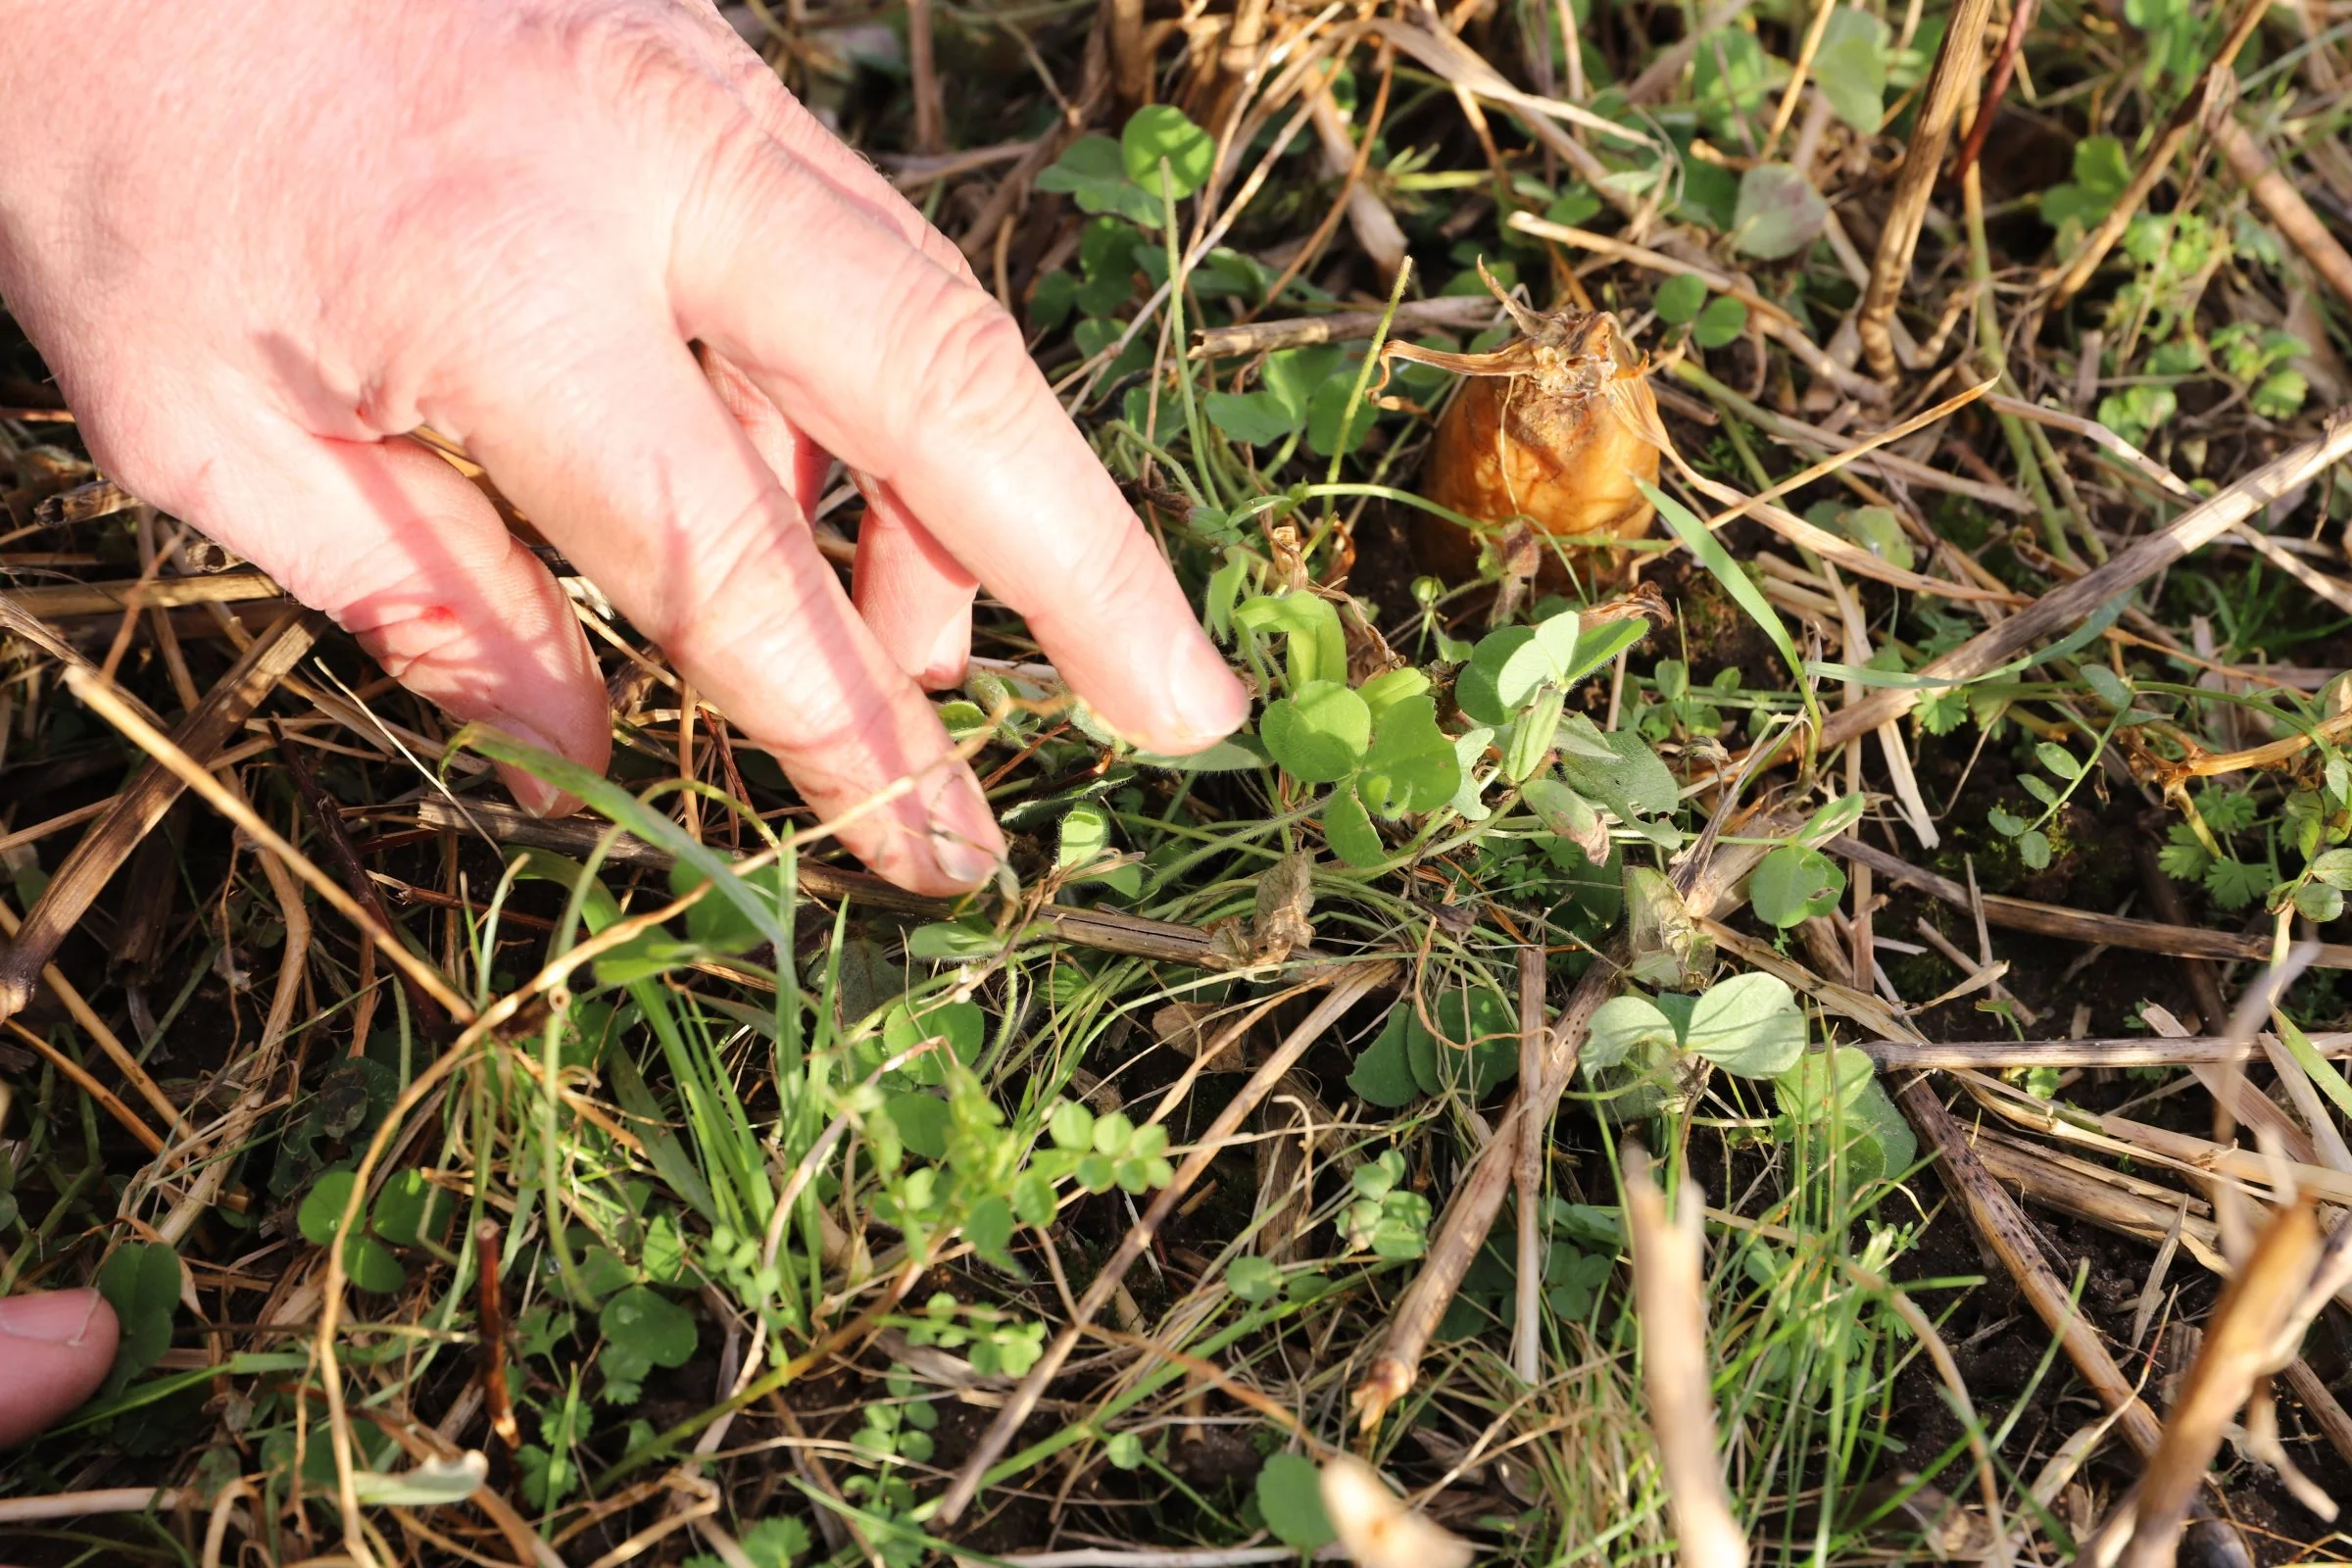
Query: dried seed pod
1385,277,1666,586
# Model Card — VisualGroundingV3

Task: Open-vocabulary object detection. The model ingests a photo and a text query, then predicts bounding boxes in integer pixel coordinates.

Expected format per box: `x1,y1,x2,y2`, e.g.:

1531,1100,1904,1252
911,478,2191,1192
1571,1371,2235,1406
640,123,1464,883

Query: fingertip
0,1288,119,1447
852,482,977,691
922,761,1005,891
1164,631,1250,751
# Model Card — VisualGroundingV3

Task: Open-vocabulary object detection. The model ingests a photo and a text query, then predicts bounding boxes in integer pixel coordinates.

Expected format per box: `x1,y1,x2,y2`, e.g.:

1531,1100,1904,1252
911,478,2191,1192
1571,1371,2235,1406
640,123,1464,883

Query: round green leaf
1348,1009,1422,1107
886,998,988,1087
1692,293,1749,349
1120,105,1214,202
1259,681,1371,784
1227,1255,1282,1302
964,1196,1016,1268
299,1171,360,1246
1584,995,1677,1073
1748,844,1846,928
1203,389,1300,446
600,1286,697,1370
1731,163,1829,260
1050,1100,1097,1152
97,1239,181,1389
885,1091,954,1161
1305,372,1377,458
1036,134,1153,221
1814,8,1887,132
1011,1170,1058,1227
1456,625,1537,725
1654,272,1708,324
1256,1453,1337,1548
1356,695,1460,816
347,1237,407,1295
370,1169,444,1248
1093,1110,1136,1157
1685,972,1806,1077
1324,786,1387,868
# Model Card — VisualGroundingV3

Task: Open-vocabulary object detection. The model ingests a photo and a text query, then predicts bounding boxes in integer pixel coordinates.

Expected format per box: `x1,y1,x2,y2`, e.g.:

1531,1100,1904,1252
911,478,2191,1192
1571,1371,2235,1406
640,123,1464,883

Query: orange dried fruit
1383,273,1668,588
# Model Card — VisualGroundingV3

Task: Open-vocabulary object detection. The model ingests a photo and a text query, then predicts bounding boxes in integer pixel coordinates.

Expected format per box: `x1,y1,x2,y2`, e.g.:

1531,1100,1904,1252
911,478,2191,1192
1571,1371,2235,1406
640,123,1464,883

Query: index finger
675,139,1248,756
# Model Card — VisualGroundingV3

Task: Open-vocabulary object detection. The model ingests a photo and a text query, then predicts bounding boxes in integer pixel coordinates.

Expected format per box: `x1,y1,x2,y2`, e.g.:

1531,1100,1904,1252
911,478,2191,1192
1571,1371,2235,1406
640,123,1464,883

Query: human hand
0,1290,117,1446
0,1,1245,894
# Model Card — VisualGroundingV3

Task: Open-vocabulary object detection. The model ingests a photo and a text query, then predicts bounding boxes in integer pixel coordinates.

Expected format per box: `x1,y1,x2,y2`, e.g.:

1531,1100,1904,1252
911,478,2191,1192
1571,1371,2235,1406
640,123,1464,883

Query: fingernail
925,771,1004,890
0,1289,104,1346
924,614,972,691
932,831,998,890
489,718,579,818
1167,633,1249,749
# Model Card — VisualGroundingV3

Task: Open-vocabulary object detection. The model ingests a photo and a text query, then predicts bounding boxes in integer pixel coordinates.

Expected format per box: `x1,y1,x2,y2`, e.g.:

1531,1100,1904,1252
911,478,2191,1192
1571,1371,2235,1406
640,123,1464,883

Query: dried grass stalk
2096,1198,2323,1567
0,608,317,1026
1626,1146,1748,1568
1859,0,1996,374
1819,414,2352,747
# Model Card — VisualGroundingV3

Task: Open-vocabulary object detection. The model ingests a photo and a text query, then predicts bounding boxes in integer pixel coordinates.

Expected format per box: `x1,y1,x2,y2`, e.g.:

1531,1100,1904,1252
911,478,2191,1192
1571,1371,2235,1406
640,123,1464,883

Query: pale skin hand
0,0,1247,897
0,1290,118,1446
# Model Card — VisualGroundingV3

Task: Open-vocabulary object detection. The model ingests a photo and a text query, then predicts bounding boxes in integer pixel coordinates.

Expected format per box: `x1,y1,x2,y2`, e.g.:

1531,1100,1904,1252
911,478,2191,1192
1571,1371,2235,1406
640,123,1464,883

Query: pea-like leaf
1559,727,1679,821
1685,972,1806,1078
1560,617,1649,687
1748,844,1846,928
1583,994,1678,1074
1524,777,1611,865
1801,792,1867,843
2035,742,2082,780
1505,688,1566,784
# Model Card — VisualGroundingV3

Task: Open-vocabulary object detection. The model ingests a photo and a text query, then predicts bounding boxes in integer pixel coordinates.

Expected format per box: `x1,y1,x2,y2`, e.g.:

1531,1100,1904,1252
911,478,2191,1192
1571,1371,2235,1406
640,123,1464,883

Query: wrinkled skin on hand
0,0,1245,895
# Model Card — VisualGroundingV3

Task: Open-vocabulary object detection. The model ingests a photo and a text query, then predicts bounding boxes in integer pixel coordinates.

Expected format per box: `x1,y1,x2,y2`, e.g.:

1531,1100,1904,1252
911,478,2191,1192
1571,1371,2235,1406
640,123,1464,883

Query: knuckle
1042,522,1160,627
887,284,1041,458
547,3,711,114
